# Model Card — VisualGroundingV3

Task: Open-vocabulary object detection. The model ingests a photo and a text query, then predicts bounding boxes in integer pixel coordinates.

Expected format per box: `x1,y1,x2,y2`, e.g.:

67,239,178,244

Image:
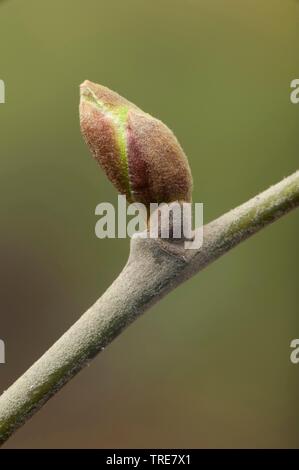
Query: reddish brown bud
80,80,193,205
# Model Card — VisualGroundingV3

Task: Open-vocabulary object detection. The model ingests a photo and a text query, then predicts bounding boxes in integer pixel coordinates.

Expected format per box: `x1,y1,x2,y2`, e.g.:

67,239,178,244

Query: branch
0,171,298,445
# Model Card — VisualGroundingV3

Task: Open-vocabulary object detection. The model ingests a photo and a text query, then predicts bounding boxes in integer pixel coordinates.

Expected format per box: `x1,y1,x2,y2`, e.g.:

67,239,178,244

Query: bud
80,80,193,206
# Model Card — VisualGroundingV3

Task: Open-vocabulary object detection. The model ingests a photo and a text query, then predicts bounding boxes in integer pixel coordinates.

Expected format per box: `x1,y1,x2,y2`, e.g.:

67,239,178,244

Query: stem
0,171,298,445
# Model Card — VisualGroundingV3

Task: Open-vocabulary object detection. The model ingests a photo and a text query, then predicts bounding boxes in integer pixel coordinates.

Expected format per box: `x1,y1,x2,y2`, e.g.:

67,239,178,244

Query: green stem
0,171,298,446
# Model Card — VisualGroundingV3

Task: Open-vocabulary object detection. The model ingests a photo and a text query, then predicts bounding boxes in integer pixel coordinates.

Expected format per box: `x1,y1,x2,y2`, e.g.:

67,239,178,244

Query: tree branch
0,170,298,446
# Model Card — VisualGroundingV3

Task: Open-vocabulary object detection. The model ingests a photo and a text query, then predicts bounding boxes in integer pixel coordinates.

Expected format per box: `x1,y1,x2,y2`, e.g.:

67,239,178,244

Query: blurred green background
0,0,298,449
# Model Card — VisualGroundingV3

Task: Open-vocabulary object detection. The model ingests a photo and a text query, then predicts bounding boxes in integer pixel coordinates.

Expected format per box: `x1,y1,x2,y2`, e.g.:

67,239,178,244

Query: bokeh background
0,0,298,448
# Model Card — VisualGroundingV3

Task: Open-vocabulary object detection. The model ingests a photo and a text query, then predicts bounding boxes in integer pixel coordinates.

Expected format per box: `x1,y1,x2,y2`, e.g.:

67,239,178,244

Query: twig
0,170,298,445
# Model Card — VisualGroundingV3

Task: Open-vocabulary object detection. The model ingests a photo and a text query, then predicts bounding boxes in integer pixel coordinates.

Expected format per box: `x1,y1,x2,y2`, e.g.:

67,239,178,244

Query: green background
0,0,298,448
